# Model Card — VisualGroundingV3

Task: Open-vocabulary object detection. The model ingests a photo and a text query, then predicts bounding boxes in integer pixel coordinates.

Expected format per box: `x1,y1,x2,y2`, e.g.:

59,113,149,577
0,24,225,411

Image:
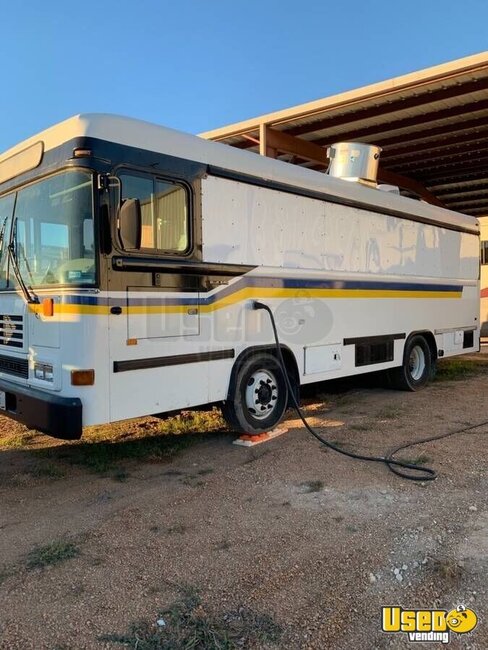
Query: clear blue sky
0,0,487,152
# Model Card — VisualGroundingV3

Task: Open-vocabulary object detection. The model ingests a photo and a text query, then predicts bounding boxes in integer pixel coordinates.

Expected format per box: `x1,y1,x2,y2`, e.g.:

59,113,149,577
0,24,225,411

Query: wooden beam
262,127,329,166
377,168,445,207
241,133,260,145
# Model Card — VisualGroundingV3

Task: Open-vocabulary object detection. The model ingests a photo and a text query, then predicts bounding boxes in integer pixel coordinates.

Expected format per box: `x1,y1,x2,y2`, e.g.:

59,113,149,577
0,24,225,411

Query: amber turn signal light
73,148,92,158
71,369,95,386
42,298,54,317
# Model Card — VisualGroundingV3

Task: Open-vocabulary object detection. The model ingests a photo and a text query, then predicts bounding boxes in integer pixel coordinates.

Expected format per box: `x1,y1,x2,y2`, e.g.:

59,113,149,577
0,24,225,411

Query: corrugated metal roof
200,52,488,217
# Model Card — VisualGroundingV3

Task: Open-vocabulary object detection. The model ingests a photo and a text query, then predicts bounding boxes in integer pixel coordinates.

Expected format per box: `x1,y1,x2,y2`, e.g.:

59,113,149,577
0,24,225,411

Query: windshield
0,170,95,290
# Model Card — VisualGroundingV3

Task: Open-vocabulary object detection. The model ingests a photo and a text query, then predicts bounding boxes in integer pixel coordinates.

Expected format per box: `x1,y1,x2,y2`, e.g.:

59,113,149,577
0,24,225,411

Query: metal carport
200,52,488,218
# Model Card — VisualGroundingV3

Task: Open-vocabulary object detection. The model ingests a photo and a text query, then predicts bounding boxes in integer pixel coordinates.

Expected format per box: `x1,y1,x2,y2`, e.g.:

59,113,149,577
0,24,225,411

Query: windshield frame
0,167,98,292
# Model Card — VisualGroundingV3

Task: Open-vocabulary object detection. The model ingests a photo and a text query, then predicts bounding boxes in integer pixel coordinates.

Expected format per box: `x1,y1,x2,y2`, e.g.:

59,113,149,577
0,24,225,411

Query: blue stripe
56,276,462,307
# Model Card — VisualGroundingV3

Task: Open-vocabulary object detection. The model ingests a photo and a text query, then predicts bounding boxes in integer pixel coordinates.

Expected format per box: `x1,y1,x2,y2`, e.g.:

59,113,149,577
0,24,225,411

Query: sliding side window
119,173,189,254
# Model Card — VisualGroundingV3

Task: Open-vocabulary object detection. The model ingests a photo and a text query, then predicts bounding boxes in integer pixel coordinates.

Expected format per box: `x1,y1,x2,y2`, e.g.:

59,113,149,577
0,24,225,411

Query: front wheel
388,335,433,391
222,353,288,434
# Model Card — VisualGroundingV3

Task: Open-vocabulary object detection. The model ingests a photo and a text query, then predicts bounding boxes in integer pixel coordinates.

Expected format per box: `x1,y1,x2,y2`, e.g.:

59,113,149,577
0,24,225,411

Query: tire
388,335,433,391
222,353,289,434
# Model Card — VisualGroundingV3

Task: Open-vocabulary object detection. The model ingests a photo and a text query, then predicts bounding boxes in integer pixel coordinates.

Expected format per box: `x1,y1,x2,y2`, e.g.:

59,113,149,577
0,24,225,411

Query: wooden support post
258,123,277,158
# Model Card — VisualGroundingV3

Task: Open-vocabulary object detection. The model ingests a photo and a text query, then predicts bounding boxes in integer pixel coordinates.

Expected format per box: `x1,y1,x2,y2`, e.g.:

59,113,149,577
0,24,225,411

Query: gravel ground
0,363,487,649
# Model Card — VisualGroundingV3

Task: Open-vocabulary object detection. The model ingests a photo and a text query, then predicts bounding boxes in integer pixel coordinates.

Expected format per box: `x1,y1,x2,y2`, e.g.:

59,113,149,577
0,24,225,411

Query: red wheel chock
232,427,288,447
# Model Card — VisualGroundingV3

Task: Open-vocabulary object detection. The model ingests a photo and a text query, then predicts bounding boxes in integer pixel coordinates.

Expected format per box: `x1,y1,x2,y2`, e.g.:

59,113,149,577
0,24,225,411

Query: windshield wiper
7,220,39,304
0,216,8,262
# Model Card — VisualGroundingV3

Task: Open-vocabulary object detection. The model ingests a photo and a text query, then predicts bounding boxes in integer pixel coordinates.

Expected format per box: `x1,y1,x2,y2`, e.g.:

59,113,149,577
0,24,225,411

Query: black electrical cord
253,300,488,482
385,419,488,479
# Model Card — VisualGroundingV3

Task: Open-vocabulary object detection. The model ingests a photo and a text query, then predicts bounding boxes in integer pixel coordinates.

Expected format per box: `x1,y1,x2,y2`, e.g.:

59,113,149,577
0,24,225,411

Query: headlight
34,362,54,382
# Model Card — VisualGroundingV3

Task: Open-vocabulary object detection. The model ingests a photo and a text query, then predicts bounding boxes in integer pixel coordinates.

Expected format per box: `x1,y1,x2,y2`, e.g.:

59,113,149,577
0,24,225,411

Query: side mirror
118,198,142,250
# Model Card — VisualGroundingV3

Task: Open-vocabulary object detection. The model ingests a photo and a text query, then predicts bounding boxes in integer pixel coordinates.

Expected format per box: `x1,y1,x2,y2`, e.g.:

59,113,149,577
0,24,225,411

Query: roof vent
326,142,382,187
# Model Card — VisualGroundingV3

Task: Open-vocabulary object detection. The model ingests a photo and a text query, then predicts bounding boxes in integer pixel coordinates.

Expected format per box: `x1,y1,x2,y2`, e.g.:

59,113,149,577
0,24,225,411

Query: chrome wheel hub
245,369,279,420
408,345,426,381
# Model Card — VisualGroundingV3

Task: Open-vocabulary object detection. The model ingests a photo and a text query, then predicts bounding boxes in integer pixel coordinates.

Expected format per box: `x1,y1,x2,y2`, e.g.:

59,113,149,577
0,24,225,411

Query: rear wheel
388,335,433,391
222,353,288,434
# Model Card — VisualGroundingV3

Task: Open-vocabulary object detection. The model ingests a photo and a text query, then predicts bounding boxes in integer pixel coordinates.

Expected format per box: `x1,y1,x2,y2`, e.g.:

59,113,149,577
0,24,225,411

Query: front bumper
0,378,82,440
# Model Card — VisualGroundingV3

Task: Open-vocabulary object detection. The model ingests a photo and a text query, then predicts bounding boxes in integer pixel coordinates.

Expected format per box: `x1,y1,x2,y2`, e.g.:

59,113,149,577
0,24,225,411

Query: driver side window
119,172,189,254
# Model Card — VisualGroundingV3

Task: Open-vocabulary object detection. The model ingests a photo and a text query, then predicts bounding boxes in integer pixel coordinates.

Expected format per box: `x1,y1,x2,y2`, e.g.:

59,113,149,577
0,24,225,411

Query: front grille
0,353,28,378
0,314,23,349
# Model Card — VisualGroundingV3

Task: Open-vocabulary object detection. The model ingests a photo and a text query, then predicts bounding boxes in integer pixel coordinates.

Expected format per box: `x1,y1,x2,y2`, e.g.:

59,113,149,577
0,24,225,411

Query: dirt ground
0,357,487,649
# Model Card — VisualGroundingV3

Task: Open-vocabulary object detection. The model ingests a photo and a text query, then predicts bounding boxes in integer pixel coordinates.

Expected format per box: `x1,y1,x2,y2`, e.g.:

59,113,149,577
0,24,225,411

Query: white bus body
0,115,480,438
479,217,488,335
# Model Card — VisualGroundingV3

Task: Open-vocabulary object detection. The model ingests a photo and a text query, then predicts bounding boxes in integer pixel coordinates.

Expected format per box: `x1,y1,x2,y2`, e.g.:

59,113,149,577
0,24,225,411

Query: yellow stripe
200,287,462,312
28,303,111,316
27,286,462,316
